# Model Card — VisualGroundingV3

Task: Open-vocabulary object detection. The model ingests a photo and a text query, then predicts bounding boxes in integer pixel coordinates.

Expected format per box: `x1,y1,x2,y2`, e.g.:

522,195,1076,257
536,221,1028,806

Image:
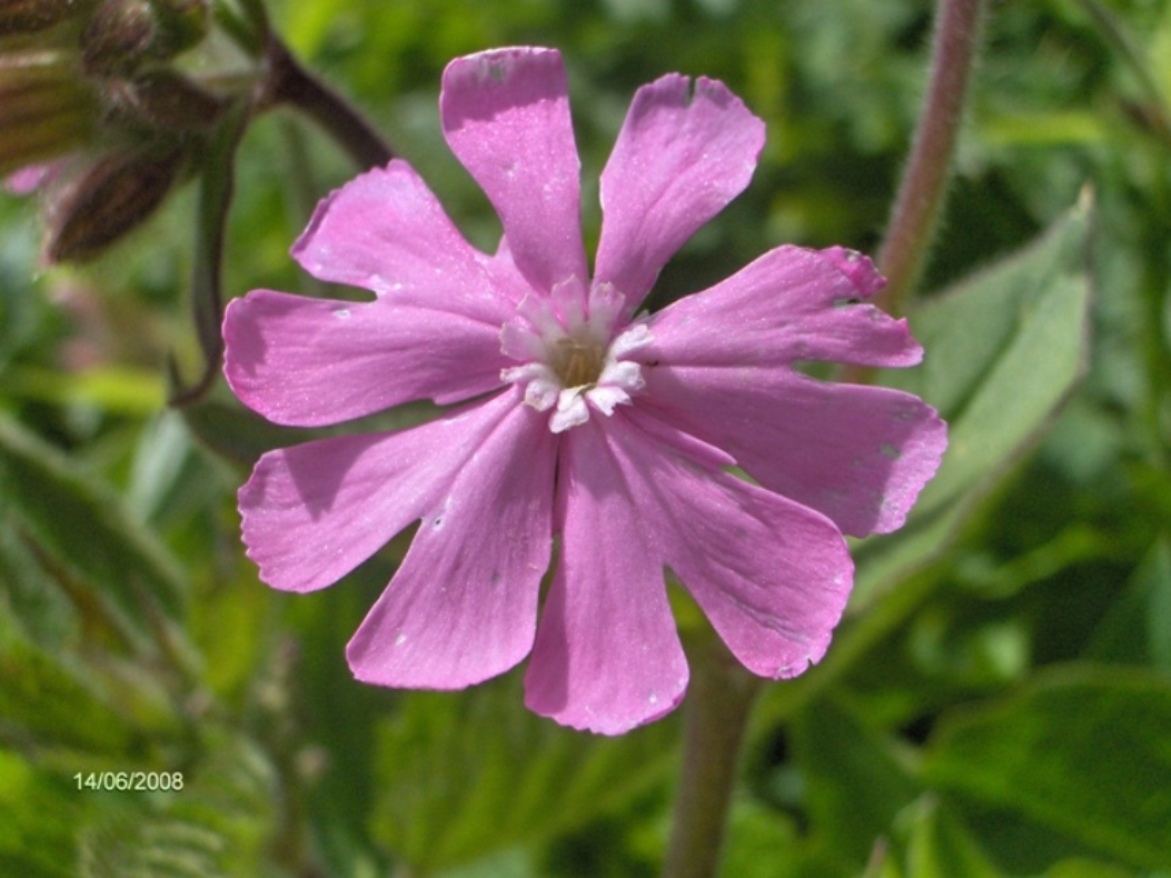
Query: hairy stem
876,0,985,315
663,639,762,878
265,37,393,170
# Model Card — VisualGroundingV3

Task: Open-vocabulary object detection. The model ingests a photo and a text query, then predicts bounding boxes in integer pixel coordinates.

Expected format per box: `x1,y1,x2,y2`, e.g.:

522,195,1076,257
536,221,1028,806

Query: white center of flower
500,278,651,433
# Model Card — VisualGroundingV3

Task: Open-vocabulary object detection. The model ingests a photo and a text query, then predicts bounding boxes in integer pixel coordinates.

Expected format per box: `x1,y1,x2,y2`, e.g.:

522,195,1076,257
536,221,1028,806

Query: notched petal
291,159,519,322
525,418,689,734
441,47,587,294
640,245,922,370
594,72,766,312
610,410,854,679
238,391,523,594
640,368,948,536
346,399,555,690
223,289,508,426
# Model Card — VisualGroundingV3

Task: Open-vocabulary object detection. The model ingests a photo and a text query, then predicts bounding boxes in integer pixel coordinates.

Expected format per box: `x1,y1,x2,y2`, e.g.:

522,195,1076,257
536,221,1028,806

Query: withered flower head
0,0,90,38
42,144,185,263
0,52,100,179
3,0,229,263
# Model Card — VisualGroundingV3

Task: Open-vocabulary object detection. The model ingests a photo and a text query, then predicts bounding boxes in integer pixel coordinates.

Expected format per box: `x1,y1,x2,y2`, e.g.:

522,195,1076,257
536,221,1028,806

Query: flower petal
594,74,765,312
441,47,587,295
224,289,508,426
6,163,55,194
640,245,921,369
239,390,521,593
641,366,948,536
291,159,523,319
525,417,688,734
347,398,555,689
612,410,854,679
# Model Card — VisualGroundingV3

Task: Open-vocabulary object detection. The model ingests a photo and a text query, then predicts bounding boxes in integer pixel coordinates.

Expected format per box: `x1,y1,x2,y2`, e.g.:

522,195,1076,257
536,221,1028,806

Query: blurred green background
1,0,1169,875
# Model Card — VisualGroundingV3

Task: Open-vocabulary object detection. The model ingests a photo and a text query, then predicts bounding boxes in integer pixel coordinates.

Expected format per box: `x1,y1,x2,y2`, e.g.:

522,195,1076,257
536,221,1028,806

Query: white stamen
500,278,653,433
598,359,644,392
550,391,590,433
586,385,631,416
609,323,653,358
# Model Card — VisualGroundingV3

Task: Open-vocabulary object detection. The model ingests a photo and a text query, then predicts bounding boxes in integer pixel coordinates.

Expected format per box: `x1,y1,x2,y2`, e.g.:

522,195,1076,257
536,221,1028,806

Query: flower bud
43,144,184,263
0,0,86,37
0,56,99,178
81,0,157,76
80,0,211,75
149,0,208,56
106,69,226,131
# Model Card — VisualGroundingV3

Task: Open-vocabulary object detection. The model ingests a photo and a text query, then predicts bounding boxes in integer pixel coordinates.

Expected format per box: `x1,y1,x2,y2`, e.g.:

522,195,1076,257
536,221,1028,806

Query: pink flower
5,164,55,195
223,47,947,734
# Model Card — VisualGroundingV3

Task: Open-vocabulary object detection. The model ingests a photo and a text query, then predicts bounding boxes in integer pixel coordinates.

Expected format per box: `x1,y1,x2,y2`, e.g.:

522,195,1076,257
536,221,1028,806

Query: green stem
265,37,393,170
662,638,762,878
875,0,985,315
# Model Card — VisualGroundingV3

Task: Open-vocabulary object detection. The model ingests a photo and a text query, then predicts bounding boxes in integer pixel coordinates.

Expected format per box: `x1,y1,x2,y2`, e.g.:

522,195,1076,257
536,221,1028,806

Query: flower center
499,280,653,433
551,337,606,389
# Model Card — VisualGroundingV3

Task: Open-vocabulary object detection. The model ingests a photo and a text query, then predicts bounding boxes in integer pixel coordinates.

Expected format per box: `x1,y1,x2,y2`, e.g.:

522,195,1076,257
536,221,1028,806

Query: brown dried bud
0,0,86,36
43,144,184,263
149,0,208,55
81,0,157,76
105,68,226,131
79,0,210,75
0,56,99,178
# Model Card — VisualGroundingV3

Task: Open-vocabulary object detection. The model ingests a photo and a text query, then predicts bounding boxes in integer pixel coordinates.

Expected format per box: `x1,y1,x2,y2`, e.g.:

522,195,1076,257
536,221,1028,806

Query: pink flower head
5,164,55,195
223,47,947,734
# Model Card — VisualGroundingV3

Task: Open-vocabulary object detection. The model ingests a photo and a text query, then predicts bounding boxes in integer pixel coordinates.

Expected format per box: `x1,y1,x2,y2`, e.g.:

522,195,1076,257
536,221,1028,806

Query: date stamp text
74,771,185,792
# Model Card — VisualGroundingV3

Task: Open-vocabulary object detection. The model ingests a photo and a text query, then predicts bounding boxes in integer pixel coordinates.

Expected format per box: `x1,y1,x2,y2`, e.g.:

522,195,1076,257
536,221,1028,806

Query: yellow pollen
552,337,605,388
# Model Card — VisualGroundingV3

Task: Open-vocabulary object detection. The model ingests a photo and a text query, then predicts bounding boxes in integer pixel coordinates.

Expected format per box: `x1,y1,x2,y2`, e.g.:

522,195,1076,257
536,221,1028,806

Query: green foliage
923,666,1171,870
853,202,1093,608
2,0,1170,875
0,415,187,653
76,733,279,878
0,749,87,878
369,673,678,872
791,694,919,868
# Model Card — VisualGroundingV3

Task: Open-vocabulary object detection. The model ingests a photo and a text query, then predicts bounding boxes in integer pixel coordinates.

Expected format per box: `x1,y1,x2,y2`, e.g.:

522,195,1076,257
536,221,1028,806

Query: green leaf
2,365,165,416
899,796,1002,878
980,111,1106,147
853,200,1093,606
1086,539,1171,670
922,664,1171,870
1040,859,1137,878
0,749,88,878
790,695,919,867
718,800,801,878
181,399,320,468
0,415,187,650
369,672,678,872
0,607,141,755
184,398,442,467
0,513,77,649
127,411,228,529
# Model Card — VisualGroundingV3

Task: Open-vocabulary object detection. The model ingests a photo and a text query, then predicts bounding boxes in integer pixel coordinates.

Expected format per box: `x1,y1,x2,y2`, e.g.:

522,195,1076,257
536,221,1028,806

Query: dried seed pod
106,68,226,131
0,58,99,177
43,144,184,263
0,0,86,37
81,0,157,76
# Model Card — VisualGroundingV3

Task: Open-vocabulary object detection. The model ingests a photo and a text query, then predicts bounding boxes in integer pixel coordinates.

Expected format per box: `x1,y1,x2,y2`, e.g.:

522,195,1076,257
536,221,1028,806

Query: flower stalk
663,638,761,878
875,0,985,315
265,36,393,170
